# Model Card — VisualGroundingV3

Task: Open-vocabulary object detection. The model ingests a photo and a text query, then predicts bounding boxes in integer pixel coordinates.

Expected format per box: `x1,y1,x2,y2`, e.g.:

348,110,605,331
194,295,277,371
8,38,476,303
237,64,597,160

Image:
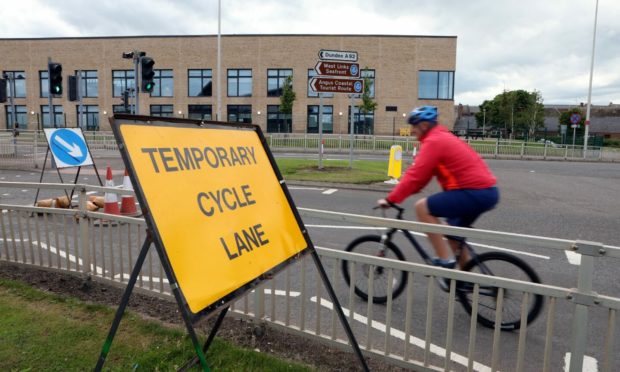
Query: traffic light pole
47,57,55,128
5,73,17,138
133,52,140,115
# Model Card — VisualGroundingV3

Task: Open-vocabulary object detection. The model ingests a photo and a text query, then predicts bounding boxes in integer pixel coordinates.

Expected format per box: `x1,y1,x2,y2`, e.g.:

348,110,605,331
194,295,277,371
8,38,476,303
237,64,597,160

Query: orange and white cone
120,169,139,216
103,166,120,215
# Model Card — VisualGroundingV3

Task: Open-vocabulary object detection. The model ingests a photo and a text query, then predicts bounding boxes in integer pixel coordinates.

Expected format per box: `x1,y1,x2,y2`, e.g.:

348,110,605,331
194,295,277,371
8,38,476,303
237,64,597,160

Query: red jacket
387,125,496,204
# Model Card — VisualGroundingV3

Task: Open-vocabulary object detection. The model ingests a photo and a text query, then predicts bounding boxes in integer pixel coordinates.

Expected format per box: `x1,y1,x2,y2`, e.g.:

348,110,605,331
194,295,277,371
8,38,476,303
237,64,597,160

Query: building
0,34,457,134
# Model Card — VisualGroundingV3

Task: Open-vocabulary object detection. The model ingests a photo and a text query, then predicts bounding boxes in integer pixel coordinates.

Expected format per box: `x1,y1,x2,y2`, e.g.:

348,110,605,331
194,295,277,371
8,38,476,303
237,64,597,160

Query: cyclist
377,106,499,269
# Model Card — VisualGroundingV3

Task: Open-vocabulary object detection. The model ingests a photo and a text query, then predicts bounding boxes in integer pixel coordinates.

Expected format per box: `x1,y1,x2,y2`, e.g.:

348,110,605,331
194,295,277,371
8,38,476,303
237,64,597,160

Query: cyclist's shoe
431,258,457,291
431,258,456,269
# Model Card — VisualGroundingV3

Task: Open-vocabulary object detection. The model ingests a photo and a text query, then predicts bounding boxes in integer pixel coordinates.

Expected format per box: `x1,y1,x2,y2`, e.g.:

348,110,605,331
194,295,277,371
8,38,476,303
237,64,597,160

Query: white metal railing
0,130,613,171
1,182,619,371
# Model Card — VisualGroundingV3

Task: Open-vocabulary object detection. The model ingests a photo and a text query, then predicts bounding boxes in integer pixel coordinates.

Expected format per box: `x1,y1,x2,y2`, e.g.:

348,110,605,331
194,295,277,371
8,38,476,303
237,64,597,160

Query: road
1,158,619,370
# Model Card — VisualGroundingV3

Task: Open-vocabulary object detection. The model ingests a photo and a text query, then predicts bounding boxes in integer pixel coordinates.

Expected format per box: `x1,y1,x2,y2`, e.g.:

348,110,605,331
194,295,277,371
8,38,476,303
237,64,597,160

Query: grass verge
275,158,390,184
0,278,311,371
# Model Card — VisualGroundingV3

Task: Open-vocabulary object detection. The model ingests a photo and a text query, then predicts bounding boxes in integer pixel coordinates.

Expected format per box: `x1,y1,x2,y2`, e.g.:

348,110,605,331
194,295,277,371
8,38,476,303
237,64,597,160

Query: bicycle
341,203,544,331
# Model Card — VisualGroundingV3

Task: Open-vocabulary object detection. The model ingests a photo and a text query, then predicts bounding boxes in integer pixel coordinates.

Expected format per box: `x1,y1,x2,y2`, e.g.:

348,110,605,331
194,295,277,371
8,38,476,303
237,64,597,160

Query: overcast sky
1,0,618,106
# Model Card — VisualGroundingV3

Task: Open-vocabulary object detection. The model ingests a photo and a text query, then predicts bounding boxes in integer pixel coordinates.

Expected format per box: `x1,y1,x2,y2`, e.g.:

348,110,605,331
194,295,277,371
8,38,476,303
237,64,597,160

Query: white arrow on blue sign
44,128,94,168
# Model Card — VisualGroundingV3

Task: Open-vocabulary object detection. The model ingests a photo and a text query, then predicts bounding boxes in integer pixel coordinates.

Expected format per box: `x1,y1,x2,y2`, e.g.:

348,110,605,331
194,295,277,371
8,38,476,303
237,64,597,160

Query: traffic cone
103,166,120,215
120,169,139,217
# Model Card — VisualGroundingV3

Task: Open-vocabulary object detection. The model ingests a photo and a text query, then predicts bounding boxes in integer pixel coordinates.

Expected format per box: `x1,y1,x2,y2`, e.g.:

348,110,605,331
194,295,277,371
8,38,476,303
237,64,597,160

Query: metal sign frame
96,114,368,372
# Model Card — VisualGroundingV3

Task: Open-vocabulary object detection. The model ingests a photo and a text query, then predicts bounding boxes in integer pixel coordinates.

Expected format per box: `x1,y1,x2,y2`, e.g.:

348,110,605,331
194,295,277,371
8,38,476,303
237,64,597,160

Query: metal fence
0,130,614,171
1,181,619,371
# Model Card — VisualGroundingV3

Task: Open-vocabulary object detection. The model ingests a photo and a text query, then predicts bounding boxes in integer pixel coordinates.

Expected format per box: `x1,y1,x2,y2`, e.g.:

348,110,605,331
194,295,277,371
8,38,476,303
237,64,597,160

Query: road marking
306,225,550,259
2,193,10,196
0,238,29,242
250,289,301,297
322,188,338,195
114,273,169,283
32,240,105,275
288,186,325,191
15,175,20,178
21,189,28,192
310,296,492,372
565,251,581,265
564,353,598,371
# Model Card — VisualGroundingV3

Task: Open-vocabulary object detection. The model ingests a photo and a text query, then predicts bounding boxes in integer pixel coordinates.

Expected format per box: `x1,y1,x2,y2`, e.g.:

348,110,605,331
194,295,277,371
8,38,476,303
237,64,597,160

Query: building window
267,69,292,97
151,69,173,97
307,105,333,134
150,104,174,117
78,70,98,98
227,69,252,97
41,105,65,128
113,105,131,114
188,105,212,120
227,105,252,123
5,105,27,129
361,69,375,98
266,105,292,133
3,71,26,98
188,69,212,97
307,69,333,98
39,71,49,98
419,70,454,100
348,106,374,134
81,105,99,130
112,70,135,97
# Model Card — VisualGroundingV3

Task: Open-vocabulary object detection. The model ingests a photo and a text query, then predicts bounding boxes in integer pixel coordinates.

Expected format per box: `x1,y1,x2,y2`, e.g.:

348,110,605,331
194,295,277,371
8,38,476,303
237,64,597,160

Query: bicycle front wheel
457,251,544,331
341,235,408,304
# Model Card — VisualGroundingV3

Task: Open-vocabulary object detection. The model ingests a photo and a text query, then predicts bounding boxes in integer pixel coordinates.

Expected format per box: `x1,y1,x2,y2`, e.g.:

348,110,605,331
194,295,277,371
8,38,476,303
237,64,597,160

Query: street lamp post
583,0,599,157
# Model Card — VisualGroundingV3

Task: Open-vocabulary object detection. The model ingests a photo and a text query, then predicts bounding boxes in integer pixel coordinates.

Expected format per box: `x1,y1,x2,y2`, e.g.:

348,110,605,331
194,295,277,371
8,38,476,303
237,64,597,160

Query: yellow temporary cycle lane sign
117,119,308,316
97,116,368,372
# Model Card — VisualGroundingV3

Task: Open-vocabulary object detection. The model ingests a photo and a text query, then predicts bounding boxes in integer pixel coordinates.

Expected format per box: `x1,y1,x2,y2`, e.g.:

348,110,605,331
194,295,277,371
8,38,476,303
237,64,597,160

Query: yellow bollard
385,145,402,184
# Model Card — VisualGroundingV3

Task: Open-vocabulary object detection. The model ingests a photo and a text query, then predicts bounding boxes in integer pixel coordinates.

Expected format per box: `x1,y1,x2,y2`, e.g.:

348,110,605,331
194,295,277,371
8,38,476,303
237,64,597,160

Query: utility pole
583,0,599,157
483,108,486,138
47,57,55,128
3,73,18,137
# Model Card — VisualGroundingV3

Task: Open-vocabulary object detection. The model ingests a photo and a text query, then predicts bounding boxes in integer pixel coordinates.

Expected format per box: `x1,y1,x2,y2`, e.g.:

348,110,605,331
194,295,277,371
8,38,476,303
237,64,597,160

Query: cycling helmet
407,106,438,125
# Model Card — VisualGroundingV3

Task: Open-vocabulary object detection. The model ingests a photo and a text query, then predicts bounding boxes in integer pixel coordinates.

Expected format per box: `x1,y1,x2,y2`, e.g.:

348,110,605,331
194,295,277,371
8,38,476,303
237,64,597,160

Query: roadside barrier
0,181,619,371
0,130,615,170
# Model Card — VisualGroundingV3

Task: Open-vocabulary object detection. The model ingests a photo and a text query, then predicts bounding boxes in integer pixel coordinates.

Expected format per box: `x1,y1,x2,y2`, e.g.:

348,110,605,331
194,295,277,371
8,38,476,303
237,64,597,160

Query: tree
475,89,544,138
279,76,296,132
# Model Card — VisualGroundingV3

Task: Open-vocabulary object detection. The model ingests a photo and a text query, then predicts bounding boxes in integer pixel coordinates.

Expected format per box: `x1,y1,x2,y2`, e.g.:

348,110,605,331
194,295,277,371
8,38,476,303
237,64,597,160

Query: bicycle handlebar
374,201,405,219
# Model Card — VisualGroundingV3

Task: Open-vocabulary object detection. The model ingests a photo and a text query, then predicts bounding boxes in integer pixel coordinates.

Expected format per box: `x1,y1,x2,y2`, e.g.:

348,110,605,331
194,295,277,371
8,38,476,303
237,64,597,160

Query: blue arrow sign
45,128,93,168
354,81,363,93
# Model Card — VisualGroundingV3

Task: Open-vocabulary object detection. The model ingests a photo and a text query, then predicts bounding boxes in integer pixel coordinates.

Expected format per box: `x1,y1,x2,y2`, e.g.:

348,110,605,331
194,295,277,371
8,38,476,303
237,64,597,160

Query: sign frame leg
95,235,154,371
309,247,369,372
177,306,230,372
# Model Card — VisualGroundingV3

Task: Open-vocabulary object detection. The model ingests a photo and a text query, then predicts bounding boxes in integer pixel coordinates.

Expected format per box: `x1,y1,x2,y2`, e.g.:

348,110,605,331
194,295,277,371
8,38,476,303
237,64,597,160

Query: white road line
288,186,325,191
15,175,21,178
21,189,28,192
565,251,582,265
2,193,10,196
306,224,550,259
0,238,29,242
310,296,492,372
32,240,105,275
113,273,169,283
250,289,301,297
322,188,338,195
564,353,598,372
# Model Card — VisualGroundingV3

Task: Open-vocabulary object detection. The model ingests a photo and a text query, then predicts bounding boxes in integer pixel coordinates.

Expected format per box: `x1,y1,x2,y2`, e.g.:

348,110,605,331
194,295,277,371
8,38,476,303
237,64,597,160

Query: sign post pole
318,93,323,169
349,94,355,168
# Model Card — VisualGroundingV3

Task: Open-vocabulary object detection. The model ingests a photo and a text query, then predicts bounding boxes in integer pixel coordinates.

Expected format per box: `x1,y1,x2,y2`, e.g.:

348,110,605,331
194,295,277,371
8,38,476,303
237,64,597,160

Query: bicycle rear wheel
456,251,544,331
341,235,408,304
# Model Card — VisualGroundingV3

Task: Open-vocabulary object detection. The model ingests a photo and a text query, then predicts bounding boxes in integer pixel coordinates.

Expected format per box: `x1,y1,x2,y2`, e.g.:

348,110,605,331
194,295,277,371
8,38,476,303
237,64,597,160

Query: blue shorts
427,187,499,229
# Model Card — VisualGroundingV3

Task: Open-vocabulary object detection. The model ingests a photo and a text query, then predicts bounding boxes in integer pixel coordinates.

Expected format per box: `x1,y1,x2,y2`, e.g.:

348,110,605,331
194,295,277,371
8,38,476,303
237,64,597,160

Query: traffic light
68,75,78,101
140,57,155,93
48,62,63,95
0,79,6,103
